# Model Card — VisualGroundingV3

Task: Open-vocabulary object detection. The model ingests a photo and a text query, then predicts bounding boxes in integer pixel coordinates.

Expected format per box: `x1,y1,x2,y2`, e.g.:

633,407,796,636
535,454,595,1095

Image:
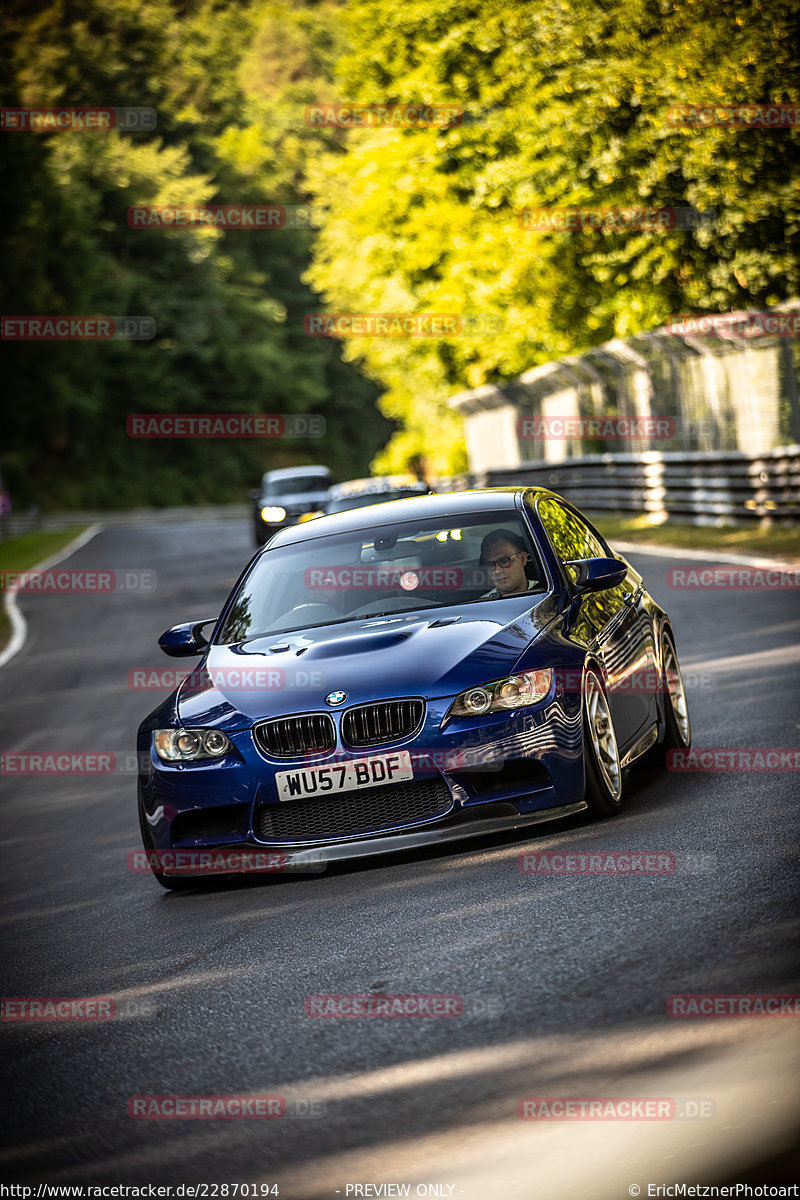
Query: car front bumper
137,689,586,876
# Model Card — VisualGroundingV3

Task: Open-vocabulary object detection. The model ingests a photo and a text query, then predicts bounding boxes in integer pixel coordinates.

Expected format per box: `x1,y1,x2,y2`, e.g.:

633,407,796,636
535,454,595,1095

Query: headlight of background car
153,729,233,761
260,506,286,522
448,669,554,717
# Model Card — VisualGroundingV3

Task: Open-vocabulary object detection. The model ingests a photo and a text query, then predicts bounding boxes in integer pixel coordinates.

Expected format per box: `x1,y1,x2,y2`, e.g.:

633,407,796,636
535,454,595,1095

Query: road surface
1,519,798,1197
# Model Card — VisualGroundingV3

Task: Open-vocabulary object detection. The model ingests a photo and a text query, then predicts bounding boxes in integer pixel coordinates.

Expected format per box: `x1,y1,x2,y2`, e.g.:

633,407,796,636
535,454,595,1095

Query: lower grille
255,778,453,843
341,699,424,748
254,713,335,758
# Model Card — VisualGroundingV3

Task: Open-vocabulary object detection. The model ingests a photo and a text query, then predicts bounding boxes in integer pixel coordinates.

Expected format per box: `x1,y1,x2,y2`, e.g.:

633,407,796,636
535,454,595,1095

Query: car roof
266,486,554,547
262,465,331,482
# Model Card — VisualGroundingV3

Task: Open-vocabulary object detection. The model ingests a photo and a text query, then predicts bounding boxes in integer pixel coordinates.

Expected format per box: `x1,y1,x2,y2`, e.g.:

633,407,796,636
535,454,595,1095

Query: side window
536,497,609,565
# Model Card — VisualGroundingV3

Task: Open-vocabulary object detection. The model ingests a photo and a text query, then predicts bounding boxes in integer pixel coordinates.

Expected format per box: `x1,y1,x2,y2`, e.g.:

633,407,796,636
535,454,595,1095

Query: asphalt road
1,519,799,1198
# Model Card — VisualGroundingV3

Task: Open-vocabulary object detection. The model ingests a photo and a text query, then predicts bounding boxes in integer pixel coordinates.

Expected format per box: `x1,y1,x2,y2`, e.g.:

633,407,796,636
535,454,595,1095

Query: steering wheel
350,597,440,618
265,602,342,631
284,603,341,617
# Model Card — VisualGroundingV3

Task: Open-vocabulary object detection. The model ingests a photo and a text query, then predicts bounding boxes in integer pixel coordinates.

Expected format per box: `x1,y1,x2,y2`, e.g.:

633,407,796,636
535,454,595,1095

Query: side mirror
249,489,261,502
158,618,217,657
566,557,628,594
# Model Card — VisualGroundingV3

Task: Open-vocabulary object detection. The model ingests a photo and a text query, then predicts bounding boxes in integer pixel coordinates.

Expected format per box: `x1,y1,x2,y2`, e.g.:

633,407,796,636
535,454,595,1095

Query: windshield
217,512,546,642
264,475,329,497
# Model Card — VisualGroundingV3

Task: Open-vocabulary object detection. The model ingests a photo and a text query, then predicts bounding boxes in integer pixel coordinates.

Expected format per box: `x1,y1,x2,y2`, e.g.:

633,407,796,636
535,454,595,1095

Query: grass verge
0,528,91,654
588,513,800,560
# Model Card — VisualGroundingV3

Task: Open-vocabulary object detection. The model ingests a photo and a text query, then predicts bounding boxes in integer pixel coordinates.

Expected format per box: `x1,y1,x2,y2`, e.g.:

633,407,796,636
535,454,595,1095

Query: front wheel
137,790,201,892
582,669,624,816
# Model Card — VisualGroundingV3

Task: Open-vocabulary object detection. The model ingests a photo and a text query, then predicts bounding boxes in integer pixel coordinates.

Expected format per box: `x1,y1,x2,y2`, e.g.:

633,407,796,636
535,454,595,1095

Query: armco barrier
445,446,800,526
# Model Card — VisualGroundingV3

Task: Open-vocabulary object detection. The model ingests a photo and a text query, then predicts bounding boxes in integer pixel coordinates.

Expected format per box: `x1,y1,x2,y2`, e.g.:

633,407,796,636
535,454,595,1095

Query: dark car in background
299,475,432,525
250,465,331,546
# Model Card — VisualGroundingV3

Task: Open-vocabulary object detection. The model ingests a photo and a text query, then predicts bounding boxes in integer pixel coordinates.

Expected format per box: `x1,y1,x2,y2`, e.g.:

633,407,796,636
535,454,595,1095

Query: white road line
614,539,799,569
0,524,103,670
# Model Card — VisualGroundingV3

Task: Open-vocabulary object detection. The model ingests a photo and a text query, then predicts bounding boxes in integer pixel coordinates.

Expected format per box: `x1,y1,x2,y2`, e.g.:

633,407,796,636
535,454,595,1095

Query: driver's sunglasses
481,552,520,570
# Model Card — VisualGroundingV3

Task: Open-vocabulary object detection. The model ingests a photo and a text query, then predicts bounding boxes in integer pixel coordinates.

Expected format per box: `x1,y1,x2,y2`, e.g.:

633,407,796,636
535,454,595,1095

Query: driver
479,530,536,598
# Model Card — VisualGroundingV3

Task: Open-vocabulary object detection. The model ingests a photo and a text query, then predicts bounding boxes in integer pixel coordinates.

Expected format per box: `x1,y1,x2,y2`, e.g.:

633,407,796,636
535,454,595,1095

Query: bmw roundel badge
326,690,347,706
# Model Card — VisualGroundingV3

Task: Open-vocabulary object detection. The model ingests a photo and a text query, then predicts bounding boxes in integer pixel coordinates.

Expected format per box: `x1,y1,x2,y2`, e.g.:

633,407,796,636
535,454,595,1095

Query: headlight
153,728,233,761
448,669,553,717
260,506,286,522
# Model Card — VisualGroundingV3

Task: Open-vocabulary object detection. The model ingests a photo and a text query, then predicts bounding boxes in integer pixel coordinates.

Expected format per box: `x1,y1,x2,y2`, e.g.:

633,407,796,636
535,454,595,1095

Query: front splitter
161,799,588,878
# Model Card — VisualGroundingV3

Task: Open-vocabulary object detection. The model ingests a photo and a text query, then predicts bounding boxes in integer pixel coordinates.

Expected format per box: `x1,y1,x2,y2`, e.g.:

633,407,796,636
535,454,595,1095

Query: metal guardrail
440,446,800,526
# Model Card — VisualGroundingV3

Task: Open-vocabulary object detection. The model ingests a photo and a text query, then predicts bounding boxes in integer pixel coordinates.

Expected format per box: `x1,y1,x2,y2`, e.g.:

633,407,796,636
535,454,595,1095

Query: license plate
275,751,413,801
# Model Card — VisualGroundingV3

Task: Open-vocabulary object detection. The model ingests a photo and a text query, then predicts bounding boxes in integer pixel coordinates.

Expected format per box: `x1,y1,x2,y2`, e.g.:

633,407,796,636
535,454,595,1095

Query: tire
137,789,202,892
582,668,624,816
650,629,691,768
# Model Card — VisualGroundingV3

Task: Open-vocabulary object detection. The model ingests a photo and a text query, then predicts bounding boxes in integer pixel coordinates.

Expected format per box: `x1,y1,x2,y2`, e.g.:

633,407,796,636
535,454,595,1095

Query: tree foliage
306,0,800,473
1,0,390,509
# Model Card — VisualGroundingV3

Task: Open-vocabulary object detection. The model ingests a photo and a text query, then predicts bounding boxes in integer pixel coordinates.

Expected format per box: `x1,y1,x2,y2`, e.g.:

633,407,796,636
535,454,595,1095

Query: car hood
176,595,559,729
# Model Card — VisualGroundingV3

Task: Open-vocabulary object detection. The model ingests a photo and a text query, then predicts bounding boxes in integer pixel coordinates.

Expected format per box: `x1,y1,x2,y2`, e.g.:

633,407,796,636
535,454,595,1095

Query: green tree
1,0,391,509
305,0,800,473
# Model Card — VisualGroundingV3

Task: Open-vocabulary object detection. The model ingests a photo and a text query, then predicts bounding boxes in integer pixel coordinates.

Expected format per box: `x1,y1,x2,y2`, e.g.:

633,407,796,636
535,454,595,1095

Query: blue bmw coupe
137,488,691,889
